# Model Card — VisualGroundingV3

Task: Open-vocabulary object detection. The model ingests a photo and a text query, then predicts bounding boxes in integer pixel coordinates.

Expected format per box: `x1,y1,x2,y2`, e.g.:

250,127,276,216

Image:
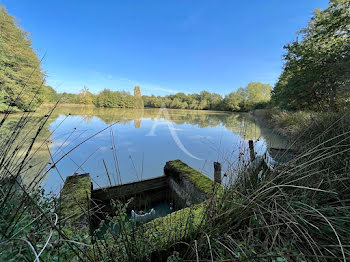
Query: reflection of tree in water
222,113,262,141
0,115,52,187
38,104,286,149
0,105,288,191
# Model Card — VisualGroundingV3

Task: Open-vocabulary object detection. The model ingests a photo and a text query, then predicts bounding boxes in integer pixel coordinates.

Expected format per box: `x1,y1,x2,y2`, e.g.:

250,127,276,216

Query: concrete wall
59,173,92,228
168,174,208,207
164,160,218,208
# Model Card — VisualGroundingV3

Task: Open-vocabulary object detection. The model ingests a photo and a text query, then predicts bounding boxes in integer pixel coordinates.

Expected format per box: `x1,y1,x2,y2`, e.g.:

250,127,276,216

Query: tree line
143,82,271,112
40,86,144,109
41,82,272,112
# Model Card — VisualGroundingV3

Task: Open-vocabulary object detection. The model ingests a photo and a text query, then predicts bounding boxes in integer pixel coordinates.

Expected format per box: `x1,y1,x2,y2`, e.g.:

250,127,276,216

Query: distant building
134,86,142,98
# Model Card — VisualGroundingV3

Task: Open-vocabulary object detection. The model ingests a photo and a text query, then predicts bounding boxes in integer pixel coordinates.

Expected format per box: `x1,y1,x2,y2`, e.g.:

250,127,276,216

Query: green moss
59,174,91,222
140,202,205,253
166,160,222,196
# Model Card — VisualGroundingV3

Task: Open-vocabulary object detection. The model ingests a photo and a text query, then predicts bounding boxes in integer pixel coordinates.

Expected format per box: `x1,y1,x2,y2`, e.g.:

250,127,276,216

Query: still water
17,105,287,193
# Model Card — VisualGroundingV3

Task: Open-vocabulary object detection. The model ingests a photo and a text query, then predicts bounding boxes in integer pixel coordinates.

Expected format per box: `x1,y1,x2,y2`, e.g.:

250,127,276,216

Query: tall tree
223,91,243,111
40,85,58,103
78,86,94,104
0,7,45,111
245,82,271,110
272,0,350,111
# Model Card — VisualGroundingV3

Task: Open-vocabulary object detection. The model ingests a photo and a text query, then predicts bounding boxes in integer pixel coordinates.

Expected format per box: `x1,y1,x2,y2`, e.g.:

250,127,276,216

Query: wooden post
248,140,255,162
214,162,221,184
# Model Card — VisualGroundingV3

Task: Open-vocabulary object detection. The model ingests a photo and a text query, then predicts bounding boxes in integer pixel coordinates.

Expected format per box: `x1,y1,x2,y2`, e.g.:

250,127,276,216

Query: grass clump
253,109,325,138
270,110,312,135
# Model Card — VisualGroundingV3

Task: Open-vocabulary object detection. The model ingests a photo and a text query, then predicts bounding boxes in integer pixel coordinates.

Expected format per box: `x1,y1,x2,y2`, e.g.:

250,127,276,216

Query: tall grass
175,112,350,261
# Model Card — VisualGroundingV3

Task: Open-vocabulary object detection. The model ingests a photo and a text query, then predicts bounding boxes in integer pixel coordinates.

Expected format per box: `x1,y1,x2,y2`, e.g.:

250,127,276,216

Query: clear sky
1,0,329,96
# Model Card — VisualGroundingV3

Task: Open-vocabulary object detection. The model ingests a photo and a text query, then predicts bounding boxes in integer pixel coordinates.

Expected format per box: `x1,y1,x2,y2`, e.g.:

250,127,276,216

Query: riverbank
251,108,350,152
251,109,312,138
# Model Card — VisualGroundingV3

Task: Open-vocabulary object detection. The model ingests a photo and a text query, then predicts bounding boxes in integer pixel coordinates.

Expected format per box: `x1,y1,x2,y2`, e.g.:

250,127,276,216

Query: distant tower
133,86,144,109
134,86,142,98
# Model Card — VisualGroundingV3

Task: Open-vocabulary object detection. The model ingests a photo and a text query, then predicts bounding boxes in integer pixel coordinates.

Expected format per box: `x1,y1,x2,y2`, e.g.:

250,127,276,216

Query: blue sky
1,0,329,96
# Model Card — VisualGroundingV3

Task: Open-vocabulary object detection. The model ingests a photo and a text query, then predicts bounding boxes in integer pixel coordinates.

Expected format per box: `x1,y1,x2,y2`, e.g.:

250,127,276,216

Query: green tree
223,91,244,111
272,0,350,111
40,85,58,103
0,7,45,111
199,91,211,110
94,89,137,108
211,93,223,110
170,98,183,109
245,82,271,110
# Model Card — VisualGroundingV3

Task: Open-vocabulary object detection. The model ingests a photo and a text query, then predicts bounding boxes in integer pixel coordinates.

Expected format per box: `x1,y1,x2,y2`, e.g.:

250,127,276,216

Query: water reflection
6,105,287,193
42,105,285,143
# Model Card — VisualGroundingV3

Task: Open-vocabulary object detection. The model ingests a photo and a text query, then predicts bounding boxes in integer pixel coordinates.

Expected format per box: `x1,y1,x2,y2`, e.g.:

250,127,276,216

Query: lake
9,104,287,194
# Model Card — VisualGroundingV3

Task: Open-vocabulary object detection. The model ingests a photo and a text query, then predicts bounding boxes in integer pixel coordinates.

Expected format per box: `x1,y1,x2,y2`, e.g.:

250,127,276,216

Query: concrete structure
58,173,92,228
59,160,220,227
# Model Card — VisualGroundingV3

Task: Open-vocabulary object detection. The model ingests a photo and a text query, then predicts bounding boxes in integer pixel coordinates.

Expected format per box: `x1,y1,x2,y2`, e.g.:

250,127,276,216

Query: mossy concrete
165,160,222,204
143,202,205,252
59,173,92,227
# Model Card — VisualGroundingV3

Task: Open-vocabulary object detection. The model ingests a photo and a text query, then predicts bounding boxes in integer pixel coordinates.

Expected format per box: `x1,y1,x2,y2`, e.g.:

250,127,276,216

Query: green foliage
223,82,271,112
56,92,80,103
134,96,144,109
143,92,222,110
0,7,45,111
175,115,350,260
223,87,245,111
272,0,350,111
40,85,58,103
254,109,315,137
143,82,271,112
94,89,139,108
269,111,312,136
245,82,271,108
78,86,94,104
0,180,91,262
